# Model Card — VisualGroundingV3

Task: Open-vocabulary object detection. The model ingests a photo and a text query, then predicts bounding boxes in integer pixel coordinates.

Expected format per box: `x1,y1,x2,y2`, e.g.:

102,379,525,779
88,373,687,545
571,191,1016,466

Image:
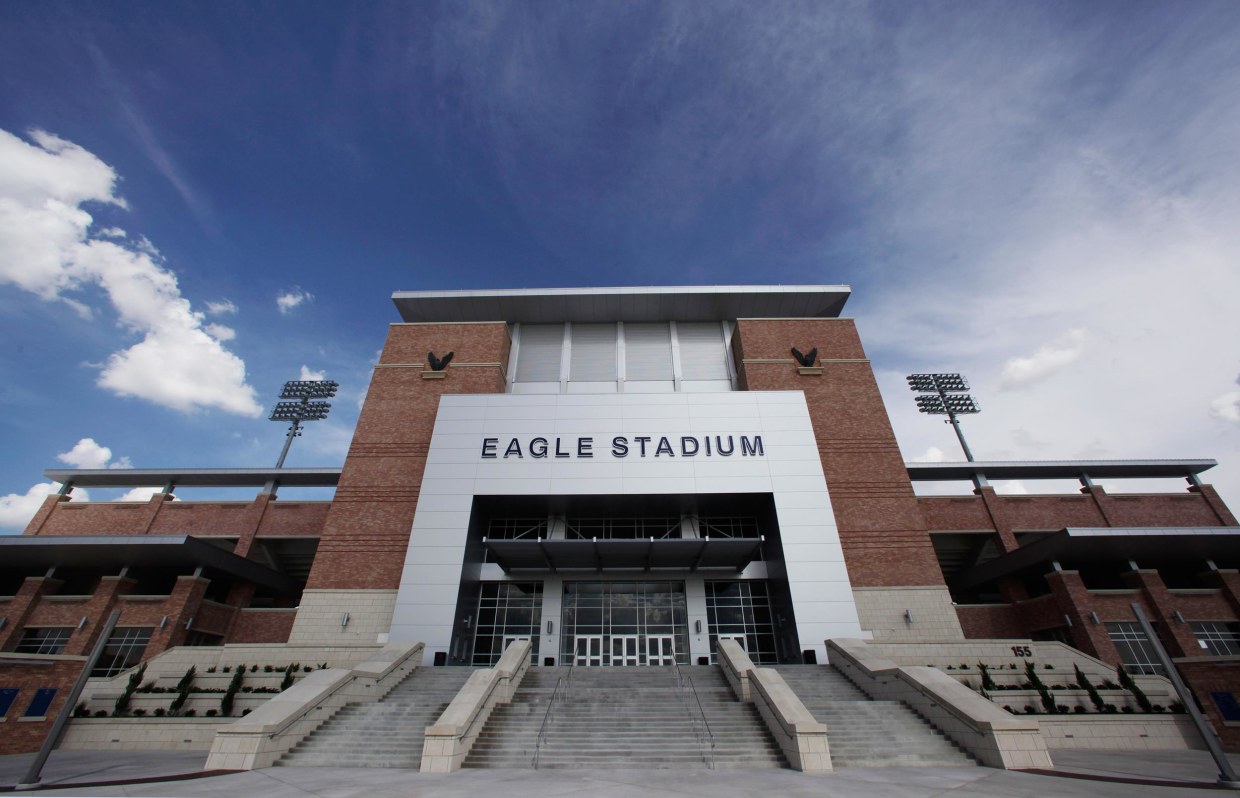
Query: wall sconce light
1173,610,1185,624
158,615,169,630
77,617,88,630
0,617,7,631
694,620,702,634
340,612,350,628
546,620,554,634
904,609,914,624
1063,614,1073,628
1089,611,1100,625
184,617,194,631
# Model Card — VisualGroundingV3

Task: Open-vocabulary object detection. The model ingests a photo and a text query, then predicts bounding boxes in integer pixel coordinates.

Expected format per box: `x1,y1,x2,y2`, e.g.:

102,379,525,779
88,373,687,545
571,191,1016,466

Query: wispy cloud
277,287,313,315
87,45,216,232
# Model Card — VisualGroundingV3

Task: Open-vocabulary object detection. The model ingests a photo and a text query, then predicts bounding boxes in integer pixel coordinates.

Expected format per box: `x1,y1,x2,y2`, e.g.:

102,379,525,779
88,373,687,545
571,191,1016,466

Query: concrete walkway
1,749,1237,796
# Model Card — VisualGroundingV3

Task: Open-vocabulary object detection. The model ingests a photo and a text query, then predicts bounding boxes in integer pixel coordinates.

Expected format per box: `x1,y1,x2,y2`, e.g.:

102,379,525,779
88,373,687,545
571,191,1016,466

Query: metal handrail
532,675,565,769
684,674,716,769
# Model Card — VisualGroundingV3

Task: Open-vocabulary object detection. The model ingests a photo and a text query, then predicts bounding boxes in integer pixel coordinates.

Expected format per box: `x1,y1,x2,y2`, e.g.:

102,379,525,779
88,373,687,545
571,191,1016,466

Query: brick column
1203,569,1240,617
0,577,60,650
1078,485,1118,526
63,575,137,656
1121,568,1200,658
232,492,274,559
1044,570,1116,661
975,486,1020,554
144,575,210,657
23,494,69,535
1190,484,1240,526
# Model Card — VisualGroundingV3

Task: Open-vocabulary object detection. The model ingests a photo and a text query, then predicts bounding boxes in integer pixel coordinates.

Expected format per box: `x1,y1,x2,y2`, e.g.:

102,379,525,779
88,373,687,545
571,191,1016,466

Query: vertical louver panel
677,322,729,380
624,323,674,380
514,324,565,382
569,324,618,381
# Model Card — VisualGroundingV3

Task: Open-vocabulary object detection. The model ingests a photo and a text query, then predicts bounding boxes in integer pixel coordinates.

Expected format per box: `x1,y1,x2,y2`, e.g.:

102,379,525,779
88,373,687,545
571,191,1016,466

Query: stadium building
2,285,1237,771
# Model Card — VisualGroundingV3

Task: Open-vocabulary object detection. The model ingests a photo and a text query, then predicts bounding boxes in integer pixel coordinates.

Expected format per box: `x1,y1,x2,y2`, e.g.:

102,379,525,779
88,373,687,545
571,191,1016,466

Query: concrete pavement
1,749,1238,796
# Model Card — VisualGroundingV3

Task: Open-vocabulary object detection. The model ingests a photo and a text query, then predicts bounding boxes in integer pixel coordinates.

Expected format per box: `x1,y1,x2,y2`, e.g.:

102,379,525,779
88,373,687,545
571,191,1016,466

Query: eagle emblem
791,347,817,367
427,351,454,371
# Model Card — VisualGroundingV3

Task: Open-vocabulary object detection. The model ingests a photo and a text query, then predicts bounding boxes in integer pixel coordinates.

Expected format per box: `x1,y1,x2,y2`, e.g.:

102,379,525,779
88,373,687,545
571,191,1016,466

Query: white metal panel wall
623,323,673,381
676,322,729,381
568,323,618,381
389,391,863,664
514,324,564,382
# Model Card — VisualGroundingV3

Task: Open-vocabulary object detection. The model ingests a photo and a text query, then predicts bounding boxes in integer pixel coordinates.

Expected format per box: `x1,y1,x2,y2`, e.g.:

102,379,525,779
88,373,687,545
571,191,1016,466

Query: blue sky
3,1,1240,526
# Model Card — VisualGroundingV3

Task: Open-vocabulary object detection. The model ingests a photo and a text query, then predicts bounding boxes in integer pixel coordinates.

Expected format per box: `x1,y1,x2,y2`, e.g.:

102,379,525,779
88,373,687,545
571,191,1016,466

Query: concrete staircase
774,665,976,768
277,666,477,769
464,665,785,769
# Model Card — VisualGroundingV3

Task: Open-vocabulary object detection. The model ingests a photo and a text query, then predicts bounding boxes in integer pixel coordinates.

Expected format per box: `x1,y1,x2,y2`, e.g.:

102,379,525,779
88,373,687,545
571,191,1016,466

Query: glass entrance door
611,635,641,665
560,582,689,666
646,635,676,666
575,635,604,666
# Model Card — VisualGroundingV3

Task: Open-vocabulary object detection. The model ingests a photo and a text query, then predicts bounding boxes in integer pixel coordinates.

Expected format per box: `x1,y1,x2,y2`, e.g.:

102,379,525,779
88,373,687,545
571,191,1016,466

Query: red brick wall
227,609,296,643
28,495,327,542
0,659,86,755
305,322,510,590
733,318,945,587
1177,659,1240,753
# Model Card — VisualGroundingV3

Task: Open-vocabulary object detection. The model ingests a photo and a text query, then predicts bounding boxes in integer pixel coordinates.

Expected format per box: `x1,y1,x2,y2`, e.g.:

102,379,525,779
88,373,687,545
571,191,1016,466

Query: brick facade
305,322,510,591
732,318,946,588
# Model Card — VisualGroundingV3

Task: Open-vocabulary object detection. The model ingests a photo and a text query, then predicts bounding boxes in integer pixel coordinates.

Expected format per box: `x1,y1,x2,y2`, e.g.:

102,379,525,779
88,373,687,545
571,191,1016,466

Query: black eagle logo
791,347,817,367
427,351,454,371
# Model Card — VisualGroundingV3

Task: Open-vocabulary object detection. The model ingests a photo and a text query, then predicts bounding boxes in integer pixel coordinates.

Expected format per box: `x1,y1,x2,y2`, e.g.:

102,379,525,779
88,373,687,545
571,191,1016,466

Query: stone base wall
852,586,964,641
287,589,398,645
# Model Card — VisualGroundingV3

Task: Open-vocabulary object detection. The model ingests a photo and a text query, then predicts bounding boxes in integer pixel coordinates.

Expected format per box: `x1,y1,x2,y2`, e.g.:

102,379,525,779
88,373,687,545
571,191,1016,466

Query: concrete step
772,665,976,768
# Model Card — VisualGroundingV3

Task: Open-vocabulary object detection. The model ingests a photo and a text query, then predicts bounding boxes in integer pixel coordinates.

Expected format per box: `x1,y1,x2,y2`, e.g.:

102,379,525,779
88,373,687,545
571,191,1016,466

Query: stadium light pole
907,373,981,462
269,379,339,469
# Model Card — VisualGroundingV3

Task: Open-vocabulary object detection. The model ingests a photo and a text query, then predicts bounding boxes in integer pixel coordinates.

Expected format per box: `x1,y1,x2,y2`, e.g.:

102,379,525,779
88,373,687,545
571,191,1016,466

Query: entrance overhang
482,537,764,573
954,526,1240,590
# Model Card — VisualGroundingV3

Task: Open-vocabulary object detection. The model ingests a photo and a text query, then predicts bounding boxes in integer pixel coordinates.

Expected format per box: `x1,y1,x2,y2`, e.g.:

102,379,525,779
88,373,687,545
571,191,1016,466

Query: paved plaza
1,749,1238,797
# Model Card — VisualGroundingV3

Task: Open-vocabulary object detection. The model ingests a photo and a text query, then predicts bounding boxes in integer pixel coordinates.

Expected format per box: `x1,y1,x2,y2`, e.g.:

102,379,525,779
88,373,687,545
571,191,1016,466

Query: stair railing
532,675,565,770
684,674,717,770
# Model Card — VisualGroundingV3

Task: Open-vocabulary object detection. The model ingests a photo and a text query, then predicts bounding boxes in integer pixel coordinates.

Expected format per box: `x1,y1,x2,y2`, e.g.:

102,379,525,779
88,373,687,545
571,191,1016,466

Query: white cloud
912,446,947,463
97,226,126,239
1210,390,1240,424
205,323,236,342
299,365,326,381
205,299,238,316
0,128,262,417
999,329,1087,390
0,482,91,530
0,482,58,529
115,486,173,502
56,437,114,469
277,288,313,315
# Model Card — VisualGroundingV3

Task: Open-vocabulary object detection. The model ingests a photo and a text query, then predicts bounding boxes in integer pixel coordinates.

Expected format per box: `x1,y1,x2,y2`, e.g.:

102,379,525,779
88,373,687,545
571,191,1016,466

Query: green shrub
114,664,146,717
1074,665,1105,712
1116,664,1153,713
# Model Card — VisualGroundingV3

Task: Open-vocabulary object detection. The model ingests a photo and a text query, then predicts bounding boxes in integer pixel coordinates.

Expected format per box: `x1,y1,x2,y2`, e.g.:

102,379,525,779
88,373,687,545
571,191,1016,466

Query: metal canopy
43,468,342,489
483,537,764,573
905,459,1216,482
953,527,1240,590
0,536,302,595
391,285,851,324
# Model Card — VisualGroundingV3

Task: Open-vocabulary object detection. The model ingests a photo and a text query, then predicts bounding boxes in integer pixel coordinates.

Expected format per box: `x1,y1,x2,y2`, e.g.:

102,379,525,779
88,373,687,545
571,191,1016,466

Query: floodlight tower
269,379,339,469
906,373,981,462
